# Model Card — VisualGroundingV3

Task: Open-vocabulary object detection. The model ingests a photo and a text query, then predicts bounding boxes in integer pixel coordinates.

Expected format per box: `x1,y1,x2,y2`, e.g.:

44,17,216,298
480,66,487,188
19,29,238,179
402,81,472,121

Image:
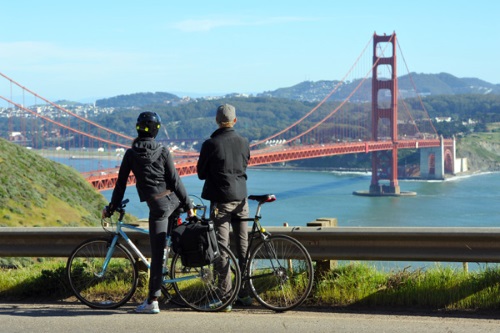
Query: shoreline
250,165,499,180
38,150,500,181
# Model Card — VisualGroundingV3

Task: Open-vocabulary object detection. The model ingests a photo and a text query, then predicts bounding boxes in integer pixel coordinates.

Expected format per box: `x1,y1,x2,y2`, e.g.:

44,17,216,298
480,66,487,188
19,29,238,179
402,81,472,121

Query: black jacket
197,127,250,203
111,137,192,210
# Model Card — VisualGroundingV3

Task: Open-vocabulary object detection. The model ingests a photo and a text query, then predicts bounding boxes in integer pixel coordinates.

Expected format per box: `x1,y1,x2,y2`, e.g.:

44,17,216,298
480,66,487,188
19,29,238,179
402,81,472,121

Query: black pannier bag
171,219,220,267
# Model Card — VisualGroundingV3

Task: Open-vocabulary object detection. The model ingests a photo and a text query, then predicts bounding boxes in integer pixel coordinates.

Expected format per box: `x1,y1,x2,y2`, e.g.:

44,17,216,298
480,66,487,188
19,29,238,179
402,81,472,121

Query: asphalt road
1,301,499,333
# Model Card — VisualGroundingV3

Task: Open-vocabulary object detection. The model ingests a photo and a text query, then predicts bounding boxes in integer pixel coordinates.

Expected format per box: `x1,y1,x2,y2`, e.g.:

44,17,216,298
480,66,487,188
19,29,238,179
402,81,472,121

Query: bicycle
66,198,241,312
236,194,314,312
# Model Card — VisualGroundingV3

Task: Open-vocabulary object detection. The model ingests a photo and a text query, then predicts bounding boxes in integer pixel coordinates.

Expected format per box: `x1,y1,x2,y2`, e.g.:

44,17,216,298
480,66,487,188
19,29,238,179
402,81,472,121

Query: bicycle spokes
171,243,240,312
247,235,314,311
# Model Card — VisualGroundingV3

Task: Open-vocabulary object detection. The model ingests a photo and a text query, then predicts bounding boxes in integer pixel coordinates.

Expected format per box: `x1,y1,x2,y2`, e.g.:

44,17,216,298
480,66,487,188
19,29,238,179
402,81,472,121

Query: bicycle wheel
66,238,138,309
247,234,314,311
171,243,241,312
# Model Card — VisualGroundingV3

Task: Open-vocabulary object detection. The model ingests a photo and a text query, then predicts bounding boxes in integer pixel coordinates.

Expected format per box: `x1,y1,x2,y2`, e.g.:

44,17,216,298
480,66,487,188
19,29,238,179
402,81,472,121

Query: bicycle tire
171,242,241,312
247,234,314,312
66,238,138,309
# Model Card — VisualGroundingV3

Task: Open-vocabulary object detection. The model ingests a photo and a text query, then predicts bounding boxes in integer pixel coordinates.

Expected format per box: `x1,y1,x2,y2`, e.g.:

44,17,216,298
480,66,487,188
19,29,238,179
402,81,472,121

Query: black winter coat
197,127,250,203
110,137,192,210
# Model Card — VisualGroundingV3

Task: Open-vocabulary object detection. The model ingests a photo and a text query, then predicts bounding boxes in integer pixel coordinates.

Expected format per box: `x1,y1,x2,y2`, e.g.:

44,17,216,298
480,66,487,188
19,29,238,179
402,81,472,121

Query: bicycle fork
97,232,152,278
95,234,121,278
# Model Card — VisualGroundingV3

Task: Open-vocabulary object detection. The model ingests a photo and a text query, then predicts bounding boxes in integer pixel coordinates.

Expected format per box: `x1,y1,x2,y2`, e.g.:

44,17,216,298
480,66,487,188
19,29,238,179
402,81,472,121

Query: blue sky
1,1,499,102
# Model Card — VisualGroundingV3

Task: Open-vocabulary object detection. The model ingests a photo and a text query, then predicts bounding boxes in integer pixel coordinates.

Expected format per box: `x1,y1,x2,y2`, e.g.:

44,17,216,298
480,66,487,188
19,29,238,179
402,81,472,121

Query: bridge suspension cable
0,71,134,142
282,35,394,145
396,39,438,136
0,95,130,148
250,36,373,148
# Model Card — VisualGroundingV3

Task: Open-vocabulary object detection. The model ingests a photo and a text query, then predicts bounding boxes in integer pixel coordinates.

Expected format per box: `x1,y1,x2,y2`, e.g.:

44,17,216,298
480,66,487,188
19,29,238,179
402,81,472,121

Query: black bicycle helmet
136,111,161,138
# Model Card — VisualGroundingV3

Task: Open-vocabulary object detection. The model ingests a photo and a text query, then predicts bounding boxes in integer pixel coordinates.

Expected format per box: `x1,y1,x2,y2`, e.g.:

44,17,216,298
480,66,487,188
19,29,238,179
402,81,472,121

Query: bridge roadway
85,138,451,191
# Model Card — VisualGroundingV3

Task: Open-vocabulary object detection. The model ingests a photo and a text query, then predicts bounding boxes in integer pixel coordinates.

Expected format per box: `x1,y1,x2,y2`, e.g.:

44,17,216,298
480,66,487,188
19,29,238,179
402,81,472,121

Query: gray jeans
210,199,249,298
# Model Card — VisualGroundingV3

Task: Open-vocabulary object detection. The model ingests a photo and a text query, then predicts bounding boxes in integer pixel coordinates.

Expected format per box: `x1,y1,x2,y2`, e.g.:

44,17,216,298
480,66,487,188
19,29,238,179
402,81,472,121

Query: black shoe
235,296,253,306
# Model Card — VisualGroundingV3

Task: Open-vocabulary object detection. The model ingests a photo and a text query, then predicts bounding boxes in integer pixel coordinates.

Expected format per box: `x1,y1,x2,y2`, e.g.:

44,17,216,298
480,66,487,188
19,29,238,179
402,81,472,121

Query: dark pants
146,193,180,299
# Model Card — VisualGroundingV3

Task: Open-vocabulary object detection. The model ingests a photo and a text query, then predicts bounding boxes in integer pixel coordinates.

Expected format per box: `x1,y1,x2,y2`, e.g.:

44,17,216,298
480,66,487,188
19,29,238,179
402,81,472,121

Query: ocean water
101,169,500,229
98,168,500,271
53,155,497,272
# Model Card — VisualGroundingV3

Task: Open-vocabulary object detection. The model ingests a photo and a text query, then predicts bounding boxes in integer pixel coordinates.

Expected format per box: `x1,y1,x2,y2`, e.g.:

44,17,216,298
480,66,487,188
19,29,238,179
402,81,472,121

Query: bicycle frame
230,194,314,311
103,223,150,273
237,198,274,283
100,220,197,284
68,197,242,312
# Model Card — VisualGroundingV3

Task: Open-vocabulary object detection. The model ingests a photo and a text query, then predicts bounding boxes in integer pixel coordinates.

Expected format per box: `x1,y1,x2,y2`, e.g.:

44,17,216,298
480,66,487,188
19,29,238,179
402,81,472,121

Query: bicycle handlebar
114,199,129,221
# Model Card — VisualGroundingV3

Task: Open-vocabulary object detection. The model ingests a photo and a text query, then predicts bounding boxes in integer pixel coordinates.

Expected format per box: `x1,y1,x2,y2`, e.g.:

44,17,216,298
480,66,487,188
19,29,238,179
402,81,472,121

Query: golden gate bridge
0,33,455,196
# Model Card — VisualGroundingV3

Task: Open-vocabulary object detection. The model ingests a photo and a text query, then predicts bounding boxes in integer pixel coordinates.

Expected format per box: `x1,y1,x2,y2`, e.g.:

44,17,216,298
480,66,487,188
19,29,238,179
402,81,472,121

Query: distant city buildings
435,117,452,123
0,103,114,119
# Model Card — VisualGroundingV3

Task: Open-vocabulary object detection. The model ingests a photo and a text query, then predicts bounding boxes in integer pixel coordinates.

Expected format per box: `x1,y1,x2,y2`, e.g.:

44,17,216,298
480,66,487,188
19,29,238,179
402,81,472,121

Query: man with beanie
197,104,252,311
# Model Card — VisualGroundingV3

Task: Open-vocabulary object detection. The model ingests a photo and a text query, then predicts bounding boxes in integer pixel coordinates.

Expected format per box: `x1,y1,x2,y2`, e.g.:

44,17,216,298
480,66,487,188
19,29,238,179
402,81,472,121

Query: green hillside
0,138,108,227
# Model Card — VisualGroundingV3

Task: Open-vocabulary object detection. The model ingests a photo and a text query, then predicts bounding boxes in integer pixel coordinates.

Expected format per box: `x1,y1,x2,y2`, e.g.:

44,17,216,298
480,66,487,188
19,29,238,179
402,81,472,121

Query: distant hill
258,73,500,102
96,91,181,108
0,138,109,227
92,73,500,107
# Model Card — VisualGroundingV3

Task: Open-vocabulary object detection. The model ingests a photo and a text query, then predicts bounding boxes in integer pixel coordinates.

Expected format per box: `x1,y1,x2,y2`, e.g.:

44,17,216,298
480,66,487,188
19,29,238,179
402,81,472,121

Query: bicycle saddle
248,194,276,203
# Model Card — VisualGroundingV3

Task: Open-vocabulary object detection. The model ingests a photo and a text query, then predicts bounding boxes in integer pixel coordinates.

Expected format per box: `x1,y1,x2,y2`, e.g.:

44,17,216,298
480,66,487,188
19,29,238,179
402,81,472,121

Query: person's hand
186,209,199,223
188,216,200,223
102,205,114,219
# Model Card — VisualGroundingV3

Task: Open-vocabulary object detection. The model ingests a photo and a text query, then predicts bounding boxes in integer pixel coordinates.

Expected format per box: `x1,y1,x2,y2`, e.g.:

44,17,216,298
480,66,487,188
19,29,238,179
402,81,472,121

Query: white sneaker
135,299,160,314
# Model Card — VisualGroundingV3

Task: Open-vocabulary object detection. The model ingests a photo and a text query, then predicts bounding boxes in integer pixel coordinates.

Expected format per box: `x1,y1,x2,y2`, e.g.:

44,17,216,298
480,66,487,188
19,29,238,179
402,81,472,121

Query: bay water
100,168,500,229
55,155,500,271
101,168,500,271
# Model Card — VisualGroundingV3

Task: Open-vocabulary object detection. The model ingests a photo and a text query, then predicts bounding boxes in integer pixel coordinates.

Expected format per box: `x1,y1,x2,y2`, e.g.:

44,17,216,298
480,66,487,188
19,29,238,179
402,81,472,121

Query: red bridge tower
369,32,400,195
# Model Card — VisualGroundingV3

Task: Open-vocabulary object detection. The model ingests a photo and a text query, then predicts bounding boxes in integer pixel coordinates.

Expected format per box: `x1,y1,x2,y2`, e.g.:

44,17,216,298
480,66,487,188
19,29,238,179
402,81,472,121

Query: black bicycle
236,194,314,312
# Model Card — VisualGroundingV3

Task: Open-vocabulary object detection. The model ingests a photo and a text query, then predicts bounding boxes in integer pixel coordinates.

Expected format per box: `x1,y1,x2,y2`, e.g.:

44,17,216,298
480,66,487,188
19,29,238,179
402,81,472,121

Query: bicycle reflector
266,195,276,202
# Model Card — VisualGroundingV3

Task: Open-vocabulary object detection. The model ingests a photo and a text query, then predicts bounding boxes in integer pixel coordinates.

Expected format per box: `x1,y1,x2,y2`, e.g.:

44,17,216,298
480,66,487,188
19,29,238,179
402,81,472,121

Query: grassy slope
0,138,108,227
456,129,500,172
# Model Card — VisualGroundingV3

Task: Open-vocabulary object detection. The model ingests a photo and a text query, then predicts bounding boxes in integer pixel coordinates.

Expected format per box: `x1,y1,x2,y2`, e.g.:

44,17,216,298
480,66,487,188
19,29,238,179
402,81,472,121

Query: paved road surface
1,301,499,332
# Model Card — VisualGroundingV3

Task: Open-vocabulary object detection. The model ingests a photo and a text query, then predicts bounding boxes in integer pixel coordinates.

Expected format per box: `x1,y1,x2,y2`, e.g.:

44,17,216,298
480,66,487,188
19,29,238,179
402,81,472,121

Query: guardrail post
307,218,338,280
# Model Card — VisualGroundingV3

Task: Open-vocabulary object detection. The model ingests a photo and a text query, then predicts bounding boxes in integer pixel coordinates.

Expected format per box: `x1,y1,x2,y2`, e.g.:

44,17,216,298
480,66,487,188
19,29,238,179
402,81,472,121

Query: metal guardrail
2,226,500,263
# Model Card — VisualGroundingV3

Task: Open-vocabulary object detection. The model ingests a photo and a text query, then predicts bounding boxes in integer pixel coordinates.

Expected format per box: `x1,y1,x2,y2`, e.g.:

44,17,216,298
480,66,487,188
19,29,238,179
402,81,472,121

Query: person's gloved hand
101,204,115,219
187,214,200,223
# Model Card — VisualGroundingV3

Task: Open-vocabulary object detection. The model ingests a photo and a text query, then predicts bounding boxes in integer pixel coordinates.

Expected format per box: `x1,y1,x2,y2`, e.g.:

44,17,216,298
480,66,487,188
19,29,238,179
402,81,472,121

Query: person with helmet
103,111,194,314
